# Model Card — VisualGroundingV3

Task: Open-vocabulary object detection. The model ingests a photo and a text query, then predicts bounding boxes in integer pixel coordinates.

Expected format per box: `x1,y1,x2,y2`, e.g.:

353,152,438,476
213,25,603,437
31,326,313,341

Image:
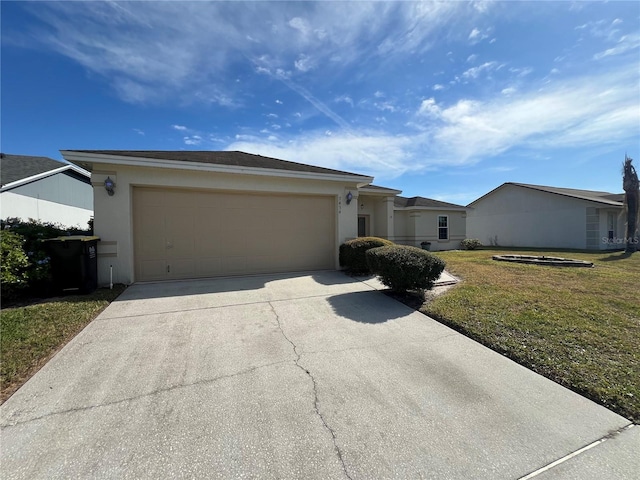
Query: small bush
339,237,394,274
1,231,29,299
366,245,445,292
460,238,483,250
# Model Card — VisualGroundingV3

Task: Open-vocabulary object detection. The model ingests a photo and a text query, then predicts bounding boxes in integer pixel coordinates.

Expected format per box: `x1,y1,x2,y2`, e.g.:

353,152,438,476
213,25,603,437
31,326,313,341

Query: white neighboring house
0,153,93,229
467,182,626,251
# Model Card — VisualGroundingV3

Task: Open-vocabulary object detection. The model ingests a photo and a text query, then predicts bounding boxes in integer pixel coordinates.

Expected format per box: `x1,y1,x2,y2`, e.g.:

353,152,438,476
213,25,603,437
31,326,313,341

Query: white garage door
133,187,335,282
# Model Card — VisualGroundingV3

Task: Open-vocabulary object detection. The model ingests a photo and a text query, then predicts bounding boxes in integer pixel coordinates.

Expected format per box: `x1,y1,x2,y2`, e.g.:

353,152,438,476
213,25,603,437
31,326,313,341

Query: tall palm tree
622,155,639,253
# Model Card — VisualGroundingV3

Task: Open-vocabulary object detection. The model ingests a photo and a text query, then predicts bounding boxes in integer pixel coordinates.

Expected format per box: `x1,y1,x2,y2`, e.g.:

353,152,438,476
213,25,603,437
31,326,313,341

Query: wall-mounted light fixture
360,203,365,210
345,191,353,205
104,177,116,196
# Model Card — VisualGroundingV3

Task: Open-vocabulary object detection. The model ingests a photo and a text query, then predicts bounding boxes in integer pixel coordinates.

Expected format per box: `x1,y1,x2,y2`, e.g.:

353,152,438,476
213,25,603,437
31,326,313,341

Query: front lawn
424,249,640,423
1,286,126,403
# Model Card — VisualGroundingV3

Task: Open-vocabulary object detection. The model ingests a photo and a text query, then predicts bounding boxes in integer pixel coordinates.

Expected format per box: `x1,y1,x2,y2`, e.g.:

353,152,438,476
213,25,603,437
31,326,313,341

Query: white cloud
462,61,498,79
19,1,466,106
266,113,278,118
183,135,202,145
133,128,145,136
432,84,445,91
501,87,516,96
335,95,354,107
412,66,639,163
172,124,187,131
594,33,640,60
374,90,385,98
509,66,533,77
226,130,415,179
468,27,490,44
374,101,398,113
288,17,311,37
294,54,314,72
275,99,283,104
417,98,441,117
466,54,478,63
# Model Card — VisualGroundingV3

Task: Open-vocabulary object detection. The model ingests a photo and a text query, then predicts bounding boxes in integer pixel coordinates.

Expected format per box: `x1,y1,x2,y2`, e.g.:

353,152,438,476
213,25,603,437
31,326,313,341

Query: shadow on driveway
326,290,413,324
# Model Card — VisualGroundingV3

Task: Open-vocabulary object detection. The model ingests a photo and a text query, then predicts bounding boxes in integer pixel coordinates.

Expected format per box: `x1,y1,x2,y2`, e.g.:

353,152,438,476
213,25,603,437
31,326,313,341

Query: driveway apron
1,271,637,479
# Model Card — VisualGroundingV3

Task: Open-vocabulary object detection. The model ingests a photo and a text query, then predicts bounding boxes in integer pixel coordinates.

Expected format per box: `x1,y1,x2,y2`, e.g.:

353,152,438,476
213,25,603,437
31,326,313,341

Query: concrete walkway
1,271,637,479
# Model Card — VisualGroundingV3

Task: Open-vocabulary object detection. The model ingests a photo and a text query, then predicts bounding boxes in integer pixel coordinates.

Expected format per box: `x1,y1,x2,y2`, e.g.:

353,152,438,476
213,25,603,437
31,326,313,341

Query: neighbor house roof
394,196,467,210
0,153,90,191
63,150,372,181
468,182,625,208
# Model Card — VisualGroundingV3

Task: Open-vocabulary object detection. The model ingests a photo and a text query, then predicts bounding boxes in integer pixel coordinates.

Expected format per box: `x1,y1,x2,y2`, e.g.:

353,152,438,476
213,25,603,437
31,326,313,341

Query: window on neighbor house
607,212,615,240
438,215,448,240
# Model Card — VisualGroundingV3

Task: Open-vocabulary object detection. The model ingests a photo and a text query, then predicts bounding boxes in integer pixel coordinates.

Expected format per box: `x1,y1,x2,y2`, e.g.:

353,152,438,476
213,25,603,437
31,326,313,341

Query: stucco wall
91,164,359,285
357,195,394,239
467,184,610,249
1,191,93,228
393,210,466,251
1,171,93,228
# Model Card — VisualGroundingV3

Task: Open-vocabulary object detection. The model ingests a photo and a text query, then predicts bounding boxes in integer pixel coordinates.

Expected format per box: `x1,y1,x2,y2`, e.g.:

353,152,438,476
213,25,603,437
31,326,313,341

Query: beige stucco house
62,150,467,285
466,182,625,251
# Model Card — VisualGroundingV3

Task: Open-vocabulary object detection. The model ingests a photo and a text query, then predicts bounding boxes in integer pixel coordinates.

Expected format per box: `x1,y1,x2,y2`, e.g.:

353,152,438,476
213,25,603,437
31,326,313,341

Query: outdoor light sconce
104,177,116,196
345,191,353,205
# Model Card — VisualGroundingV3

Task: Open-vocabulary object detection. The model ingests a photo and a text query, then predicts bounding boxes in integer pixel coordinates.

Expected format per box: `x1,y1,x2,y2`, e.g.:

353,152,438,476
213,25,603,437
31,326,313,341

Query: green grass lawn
1,286,126,403
424,249,640,422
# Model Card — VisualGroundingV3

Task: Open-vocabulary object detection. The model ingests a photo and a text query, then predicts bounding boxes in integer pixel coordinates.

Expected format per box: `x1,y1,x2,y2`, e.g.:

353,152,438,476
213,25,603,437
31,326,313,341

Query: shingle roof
0,153,68,187
509,183,624,207
467,182,625,207
394,195,466,209
67,150,371,179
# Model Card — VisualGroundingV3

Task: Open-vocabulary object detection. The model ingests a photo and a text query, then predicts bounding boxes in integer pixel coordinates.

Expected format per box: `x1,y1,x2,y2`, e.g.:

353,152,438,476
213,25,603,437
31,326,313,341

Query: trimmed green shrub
1,218,91,296
1,231,29,299
366,244,445,292
460,238,483,250
339,236,394,274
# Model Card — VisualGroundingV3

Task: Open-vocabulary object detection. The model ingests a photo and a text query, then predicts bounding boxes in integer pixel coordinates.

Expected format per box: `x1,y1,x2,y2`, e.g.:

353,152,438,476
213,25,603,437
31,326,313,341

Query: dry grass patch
423,249,640,422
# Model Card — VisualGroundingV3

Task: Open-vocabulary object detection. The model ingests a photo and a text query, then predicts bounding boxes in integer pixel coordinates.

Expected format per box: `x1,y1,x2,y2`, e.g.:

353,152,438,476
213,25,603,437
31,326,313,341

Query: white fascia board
358,186,402,196
61,151,374,185
395,206,468,212
0,164,91,193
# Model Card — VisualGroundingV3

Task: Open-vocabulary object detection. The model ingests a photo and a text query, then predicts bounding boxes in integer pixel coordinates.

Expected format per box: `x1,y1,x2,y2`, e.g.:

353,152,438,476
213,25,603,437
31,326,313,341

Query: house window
438,215,448,240
607,212,615,240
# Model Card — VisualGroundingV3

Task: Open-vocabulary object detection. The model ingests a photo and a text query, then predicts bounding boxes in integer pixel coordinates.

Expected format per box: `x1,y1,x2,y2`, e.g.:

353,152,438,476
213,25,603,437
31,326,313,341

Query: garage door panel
134,188,335,282
139,259,167,281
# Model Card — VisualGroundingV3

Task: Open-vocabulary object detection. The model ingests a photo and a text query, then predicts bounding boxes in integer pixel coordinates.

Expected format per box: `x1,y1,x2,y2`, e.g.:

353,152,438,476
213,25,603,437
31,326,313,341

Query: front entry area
133,187,335,281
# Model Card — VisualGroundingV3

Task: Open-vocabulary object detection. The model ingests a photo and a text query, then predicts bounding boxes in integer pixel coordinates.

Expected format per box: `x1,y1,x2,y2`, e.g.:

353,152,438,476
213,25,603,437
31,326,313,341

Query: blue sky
2,1,639,205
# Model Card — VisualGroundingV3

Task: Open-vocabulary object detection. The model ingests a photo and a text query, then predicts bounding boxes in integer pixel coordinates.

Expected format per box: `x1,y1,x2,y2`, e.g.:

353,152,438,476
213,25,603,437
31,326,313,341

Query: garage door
133,187,335,281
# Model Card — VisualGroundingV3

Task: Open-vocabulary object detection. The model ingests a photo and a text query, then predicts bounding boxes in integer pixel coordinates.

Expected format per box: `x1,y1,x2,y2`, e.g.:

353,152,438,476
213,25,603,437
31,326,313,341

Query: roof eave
61,151,373,185
0,163,90,192
395,205,468,212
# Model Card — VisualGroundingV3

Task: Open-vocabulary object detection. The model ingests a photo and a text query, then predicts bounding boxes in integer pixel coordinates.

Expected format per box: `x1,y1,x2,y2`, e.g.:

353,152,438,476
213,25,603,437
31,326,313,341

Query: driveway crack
1,359,289,429
268,302,353,480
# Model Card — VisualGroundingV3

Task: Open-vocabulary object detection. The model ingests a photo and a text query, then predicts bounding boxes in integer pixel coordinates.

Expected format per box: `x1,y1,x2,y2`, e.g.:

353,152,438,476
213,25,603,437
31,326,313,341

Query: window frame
437,215,449,240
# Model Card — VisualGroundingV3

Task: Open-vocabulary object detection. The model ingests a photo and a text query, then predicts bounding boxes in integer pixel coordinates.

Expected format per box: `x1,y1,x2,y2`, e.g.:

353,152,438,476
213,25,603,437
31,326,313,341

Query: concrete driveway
1,271,637,479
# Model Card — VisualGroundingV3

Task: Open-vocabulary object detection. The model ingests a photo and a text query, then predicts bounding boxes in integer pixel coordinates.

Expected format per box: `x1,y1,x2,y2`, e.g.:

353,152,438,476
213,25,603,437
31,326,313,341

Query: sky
1,1,639,205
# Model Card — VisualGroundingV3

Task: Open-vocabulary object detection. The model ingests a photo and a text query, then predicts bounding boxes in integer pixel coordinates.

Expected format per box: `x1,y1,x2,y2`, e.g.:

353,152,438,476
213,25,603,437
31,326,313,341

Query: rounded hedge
366,245,445,292
339,236,394,274
460,238,483,250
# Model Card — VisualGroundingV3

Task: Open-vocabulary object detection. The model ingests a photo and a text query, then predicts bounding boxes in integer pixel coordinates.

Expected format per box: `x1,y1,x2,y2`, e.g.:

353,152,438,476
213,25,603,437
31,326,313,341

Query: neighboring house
61,150,467,285
466,182,625,251
0,153,93,228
